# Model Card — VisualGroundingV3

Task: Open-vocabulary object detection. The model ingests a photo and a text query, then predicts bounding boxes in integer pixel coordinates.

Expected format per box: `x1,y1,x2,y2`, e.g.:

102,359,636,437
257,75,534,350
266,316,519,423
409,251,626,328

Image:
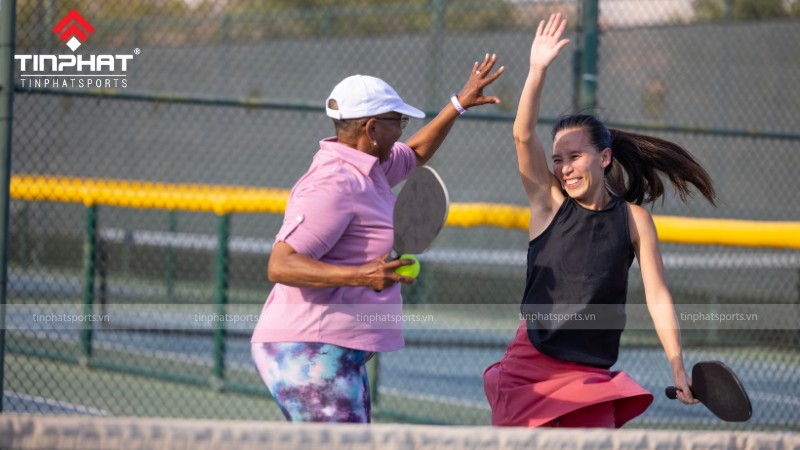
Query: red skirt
484,320,653,428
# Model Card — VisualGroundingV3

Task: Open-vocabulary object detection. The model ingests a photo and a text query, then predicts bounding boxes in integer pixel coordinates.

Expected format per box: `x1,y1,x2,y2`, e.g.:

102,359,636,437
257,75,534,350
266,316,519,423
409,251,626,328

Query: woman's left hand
673,370,698,405
455,53,505,110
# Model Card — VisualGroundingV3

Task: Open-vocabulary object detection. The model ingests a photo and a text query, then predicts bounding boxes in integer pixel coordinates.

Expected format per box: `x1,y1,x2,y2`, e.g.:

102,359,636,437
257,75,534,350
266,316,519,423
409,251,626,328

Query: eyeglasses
373,116,409,130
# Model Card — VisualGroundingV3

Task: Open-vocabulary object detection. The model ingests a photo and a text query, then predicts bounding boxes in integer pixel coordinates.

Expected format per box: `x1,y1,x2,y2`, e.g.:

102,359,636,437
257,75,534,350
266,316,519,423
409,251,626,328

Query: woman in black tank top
483,13,717,428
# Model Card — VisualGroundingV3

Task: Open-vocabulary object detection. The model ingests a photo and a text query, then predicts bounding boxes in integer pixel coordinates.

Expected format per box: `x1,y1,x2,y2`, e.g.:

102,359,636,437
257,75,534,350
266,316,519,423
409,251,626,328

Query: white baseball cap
325,75,425,120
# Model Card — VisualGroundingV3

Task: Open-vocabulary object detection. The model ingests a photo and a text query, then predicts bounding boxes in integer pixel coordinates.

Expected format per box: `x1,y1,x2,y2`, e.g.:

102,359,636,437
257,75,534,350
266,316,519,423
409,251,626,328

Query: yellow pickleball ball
395,254,420,278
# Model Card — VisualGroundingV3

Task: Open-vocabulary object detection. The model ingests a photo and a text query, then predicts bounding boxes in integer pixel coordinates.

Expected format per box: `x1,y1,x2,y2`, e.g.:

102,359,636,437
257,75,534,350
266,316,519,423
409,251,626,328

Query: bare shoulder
627,203,653,222
626,203,656,246
526,174,564,212
529,185,566,240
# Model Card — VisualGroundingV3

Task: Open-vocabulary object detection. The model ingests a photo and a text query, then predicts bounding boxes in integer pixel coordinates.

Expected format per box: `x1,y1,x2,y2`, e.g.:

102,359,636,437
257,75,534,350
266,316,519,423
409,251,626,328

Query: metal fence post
724,0,734,21
97,230,108,320
166,210,177,300
0,0,18,413
426,0,446,111
81,204,98,363
576,0,599,112
212,213,230,388
19,203,30,265
367,354,380,408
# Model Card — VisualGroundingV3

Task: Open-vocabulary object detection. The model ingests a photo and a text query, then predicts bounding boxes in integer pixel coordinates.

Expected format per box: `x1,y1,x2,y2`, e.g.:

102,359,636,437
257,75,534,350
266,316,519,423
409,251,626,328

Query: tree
791,0,800,18
15,0,519,47
730,0,787,19
15,0,190,49
692,0,788,21
220,0,515,40
693,0,725,20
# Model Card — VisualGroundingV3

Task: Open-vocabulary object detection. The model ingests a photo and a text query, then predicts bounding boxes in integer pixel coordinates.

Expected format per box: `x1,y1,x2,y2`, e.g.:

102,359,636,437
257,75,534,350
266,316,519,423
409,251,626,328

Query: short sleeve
382,142,417,188
275,176,354,260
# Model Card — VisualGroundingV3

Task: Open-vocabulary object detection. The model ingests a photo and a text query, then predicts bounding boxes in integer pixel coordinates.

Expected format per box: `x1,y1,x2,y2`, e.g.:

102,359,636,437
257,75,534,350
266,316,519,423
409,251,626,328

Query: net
1,414,798,450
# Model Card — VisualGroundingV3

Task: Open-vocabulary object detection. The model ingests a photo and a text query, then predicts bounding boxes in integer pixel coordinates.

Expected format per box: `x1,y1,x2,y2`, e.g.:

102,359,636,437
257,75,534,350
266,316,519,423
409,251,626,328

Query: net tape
1,414,798,450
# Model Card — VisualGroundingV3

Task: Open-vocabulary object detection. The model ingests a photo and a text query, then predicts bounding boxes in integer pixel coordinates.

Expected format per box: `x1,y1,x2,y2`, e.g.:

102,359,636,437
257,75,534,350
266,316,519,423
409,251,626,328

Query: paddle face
665,361,752,422
393,166,449,256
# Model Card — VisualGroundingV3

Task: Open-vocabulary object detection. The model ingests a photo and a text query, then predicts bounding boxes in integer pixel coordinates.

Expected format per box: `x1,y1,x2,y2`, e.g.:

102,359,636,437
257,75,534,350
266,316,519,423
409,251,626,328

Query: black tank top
522,195,634,368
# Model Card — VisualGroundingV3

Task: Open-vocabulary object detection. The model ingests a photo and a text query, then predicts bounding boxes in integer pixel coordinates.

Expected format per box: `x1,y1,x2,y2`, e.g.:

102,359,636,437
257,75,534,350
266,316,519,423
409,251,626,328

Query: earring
372,139,378,147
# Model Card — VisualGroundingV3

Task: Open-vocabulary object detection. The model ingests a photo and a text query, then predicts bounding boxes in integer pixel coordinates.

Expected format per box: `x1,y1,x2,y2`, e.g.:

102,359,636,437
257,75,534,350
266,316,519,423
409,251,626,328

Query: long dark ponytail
551,114,716,206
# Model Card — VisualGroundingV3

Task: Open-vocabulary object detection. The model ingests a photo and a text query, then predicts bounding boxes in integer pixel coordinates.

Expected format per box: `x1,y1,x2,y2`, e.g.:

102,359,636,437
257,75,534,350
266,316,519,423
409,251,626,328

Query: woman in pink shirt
252,57,504,422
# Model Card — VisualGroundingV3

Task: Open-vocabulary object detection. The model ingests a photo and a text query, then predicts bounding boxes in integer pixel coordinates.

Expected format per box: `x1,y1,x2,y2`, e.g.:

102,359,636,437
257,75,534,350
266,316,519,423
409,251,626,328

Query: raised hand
455,53,505,110
530,13,570,71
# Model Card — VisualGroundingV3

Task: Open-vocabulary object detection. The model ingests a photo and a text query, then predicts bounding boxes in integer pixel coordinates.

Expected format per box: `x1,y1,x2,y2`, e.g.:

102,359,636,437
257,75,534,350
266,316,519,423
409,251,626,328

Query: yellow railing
10,174,291,215
11,174,800,249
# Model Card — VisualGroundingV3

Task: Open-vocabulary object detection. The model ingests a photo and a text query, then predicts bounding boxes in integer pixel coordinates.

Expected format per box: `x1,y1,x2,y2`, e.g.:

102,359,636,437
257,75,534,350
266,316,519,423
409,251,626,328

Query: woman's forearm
268,245,359,288
647,298,686,376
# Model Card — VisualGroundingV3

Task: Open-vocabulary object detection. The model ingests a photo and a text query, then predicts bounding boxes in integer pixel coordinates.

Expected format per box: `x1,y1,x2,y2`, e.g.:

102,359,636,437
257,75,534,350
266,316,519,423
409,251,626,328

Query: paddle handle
665,386,678,399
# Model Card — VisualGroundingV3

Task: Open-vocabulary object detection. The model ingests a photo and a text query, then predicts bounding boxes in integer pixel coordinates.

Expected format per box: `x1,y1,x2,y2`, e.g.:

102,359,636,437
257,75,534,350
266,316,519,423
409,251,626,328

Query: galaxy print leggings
251,342,373,423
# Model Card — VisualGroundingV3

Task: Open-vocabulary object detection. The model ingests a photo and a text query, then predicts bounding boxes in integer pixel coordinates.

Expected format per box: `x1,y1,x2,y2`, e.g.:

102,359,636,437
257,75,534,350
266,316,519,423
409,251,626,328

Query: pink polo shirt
251,137,417,352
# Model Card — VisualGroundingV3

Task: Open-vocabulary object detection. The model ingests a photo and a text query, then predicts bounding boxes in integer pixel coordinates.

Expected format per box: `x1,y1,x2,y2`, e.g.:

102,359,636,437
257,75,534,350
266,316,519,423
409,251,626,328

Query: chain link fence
3,0,799,429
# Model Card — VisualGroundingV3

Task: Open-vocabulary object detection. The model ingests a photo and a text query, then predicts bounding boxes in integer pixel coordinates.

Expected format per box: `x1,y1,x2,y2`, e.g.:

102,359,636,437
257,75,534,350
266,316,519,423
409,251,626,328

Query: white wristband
450,94,466,115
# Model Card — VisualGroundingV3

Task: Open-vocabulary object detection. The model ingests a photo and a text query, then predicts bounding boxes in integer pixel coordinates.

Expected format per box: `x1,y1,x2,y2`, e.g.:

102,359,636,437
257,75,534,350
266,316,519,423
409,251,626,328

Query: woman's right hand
454,53,504,110
530,13,570,71
356,254,415,291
